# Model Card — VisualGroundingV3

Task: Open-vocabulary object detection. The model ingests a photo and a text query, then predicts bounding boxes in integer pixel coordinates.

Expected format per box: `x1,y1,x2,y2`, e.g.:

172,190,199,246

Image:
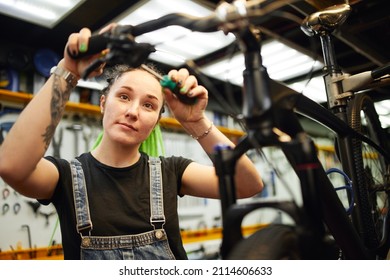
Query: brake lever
66,25,134,60
79,40,156,80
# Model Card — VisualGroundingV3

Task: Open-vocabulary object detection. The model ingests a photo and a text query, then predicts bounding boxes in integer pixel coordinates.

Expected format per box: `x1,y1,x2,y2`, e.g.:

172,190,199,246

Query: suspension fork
275,106,368,258
282,133,368,259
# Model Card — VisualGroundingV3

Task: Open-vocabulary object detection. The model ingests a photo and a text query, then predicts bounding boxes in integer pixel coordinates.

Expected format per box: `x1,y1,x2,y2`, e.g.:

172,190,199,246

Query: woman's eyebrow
145,94,160,102
120,86,134,92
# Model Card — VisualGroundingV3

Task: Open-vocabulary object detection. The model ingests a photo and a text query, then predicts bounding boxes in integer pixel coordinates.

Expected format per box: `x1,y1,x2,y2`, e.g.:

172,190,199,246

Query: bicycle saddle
301,4,351,36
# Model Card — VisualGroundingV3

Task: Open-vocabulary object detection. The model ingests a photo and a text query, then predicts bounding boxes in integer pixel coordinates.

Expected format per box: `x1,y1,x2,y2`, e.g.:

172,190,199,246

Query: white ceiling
0,0,85,28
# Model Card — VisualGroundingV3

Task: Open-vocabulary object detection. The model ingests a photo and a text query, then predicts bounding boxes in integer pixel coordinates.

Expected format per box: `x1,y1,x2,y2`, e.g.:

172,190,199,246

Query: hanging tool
39,210,57,226
25,200,41,217
2,188,10,200
140,64,197,105
13,203,21,215
51,126,63,158
66,122,83,157
21,225,33,259
82,117,98,152
2,203,9,215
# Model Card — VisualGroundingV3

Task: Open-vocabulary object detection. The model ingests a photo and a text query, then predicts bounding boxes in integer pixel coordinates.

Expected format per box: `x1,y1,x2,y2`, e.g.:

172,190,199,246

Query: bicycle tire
348,93,390,255
226,224,301,259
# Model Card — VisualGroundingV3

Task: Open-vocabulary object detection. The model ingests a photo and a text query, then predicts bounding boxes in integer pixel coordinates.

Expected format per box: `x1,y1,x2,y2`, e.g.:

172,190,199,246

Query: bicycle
74,0,390,259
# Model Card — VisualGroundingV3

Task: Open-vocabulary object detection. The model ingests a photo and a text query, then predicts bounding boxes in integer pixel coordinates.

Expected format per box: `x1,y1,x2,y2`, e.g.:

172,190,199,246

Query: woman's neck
91,140,141,168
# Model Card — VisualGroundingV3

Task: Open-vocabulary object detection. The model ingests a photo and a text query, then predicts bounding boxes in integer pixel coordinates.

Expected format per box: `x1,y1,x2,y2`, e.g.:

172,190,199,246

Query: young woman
0,26,263,259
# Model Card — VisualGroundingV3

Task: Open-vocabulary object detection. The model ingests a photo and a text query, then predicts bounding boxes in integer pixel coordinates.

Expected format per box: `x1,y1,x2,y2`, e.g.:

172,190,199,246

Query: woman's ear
100,95,106,114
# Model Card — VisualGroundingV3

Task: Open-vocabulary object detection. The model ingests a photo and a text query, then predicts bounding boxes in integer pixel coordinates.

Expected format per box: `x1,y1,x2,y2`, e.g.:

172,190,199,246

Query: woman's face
100,69,163,147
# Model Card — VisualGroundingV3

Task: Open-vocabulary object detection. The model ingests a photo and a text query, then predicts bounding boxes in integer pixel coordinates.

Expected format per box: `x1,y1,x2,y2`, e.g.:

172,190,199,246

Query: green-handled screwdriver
140,64,197,105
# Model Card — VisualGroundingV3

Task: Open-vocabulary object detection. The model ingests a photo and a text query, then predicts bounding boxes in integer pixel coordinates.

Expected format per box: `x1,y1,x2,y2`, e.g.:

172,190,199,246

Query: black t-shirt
41,152,192,259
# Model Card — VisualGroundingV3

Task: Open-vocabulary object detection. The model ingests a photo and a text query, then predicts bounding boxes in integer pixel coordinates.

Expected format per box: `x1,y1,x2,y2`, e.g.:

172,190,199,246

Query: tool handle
67,35,110,59
160,76,197,105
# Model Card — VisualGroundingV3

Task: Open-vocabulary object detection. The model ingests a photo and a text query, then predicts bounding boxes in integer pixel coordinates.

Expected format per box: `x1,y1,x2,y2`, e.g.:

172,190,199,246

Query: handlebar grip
160,76,197,105
371,62,390,79
67,34,111,59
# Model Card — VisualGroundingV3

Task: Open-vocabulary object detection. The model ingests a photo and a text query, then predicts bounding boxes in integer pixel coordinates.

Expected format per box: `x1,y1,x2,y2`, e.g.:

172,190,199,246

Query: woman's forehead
120,69,159,83
114,70,162,95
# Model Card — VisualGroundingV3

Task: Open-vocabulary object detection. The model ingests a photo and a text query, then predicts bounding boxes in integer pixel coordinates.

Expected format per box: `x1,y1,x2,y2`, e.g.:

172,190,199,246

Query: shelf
159,117,245,139
0,89,32,104
0,88,101,116
0,244,63,260
0,89,245,138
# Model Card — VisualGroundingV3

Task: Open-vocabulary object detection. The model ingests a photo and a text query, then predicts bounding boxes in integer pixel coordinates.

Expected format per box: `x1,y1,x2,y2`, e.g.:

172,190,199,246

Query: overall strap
70,159,92,236
148,156,166,229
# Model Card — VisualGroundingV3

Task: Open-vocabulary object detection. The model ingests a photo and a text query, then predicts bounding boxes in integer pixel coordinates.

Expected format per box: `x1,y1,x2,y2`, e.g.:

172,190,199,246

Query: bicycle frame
210,2,390,260
213,21,372,259
80,0,390,259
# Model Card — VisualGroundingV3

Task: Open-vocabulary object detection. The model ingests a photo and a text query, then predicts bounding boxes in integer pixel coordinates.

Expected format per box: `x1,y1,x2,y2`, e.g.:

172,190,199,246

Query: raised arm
0,28,104,199
164,69,263,199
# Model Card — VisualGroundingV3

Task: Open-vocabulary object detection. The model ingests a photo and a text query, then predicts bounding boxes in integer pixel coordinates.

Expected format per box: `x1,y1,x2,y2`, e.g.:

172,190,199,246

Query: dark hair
101,63,165,115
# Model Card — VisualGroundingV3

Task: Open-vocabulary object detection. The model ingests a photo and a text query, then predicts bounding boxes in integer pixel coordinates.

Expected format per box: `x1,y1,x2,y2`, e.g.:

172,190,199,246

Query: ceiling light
200,39,325,102
374,100,390,128
288,76,327,103
0,0,85,28
201,39,323,82
110,0,236,66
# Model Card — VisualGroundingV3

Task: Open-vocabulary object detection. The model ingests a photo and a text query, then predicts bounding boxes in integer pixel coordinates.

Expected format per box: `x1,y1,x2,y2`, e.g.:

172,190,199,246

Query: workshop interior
0,0,389,260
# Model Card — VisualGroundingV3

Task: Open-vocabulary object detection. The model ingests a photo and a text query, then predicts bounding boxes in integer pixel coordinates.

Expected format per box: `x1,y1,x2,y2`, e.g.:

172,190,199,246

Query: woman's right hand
62,26,111,79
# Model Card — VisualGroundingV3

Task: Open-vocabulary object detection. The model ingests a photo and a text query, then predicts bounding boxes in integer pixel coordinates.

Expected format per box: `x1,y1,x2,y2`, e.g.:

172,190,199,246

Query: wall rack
0,89,245,139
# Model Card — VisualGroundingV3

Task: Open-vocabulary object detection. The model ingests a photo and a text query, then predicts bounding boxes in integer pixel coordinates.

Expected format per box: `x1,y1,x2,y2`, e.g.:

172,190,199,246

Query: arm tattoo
41,75,72,149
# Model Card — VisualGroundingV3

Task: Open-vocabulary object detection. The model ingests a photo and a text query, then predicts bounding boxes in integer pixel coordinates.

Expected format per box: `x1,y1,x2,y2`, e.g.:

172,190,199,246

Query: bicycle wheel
226,224,301,259
348,93,390,256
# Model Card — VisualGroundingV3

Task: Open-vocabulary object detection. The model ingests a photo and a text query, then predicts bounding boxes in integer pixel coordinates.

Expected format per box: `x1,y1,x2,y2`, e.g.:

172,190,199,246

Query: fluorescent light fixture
77,79,106,91
201,40,323,83
378,116,390,128
200,39,325,101
0,0,85,28
374,100,390,115
374,100,390,128
112,0,236,66
288,76,327,103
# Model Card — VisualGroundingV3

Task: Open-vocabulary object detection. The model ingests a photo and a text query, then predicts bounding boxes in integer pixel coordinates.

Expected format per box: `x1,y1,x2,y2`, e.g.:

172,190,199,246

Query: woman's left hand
163,68,208,124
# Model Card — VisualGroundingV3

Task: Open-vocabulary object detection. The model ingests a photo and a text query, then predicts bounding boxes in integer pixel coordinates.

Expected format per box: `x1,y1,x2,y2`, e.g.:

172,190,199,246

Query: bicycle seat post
301,4,352,111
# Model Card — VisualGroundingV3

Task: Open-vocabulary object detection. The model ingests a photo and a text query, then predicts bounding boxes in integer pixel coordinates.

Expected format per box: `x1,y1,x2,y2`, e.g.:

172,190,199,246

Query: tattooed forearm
42,75,72,149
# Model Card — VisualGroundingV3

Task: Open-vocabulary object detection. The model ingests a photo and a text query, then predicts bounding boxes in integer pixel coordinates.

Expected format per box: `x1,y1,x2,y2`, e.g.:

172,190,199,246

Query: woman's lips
118,122,138,131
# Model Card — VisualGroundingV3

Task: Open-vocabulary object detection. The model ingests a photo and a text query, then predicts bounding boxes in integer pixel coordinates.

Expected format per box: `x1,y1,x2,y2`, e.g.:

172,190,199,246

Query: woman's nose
125,102,139,119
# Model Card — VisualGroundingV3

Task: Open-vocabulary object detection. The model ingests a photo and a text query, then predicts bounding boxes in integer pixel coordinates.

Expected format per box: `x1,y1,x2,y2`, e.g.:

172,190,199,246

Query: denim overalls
69,157,176,260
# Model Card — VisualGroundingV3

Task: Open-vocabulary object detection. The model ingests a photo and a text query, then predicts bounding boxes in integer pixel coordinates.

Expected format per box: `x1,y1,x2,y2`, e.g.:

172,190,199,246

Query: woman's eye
144,103,154,109
119,94,129,100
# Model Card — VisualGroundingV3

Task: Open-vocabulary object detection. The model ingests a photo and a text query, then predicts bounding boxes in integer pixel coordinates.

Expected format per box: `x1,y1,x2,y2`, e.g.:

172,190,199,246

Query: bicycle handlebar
67,13,219,60
67,0,302,60
67,35,111,59
132,13,219,36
